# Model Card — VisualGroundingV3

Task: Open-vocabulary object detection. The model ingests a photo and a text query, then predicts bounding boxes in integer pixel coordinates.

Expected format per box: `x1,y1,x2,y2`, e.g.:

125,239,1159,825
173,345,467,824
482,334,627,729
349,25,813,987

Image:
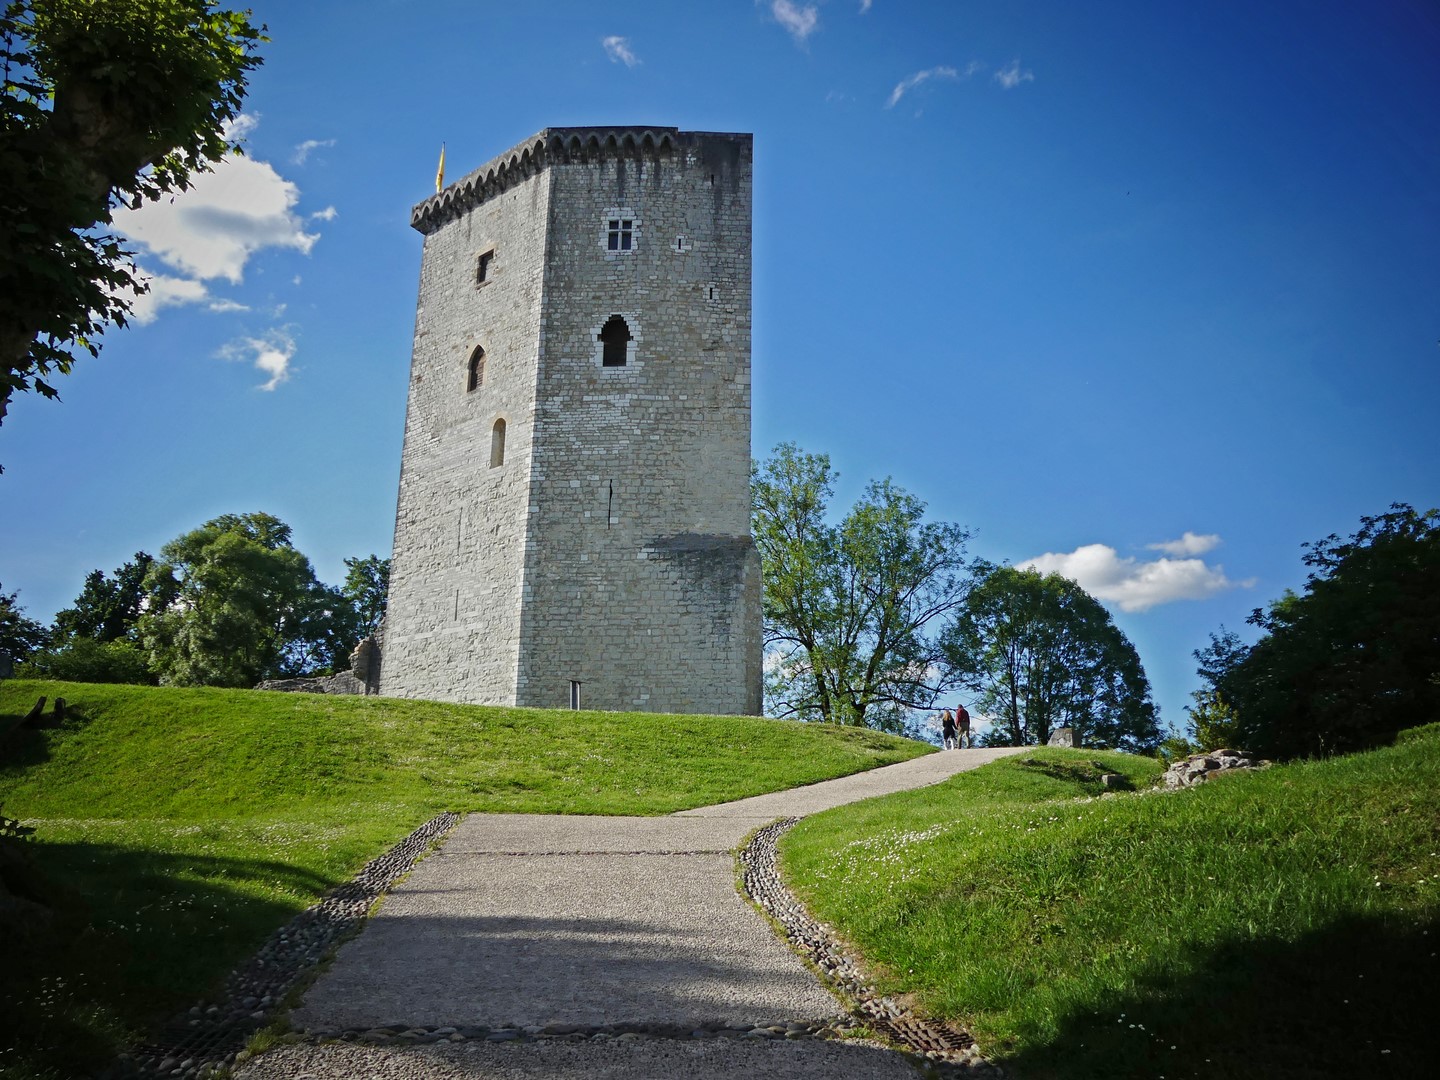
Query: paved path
240,747,1023,1079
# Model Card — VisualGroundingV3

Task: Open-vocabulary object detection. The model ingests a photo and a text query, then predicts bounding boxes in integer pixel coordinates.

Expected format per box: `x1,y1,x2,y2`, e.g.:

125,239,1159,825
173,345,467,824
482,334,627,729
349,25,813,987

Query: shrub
18,638,153,684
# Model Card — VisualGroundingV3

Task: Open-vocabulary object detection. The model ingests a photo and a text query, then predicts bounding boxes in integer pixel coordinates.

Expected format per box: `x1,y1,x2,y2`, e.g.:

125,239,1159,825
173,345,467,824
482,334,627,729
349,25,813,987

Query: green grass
0,679,930,1079
781,734,1440,1079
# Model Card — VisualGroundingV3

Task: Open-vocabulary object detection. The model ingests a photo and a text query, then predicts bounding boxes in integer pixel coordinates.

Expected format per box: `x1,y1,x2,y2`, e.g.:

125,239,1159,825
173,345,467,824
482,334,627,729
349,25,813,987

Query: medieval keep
378,127,763,715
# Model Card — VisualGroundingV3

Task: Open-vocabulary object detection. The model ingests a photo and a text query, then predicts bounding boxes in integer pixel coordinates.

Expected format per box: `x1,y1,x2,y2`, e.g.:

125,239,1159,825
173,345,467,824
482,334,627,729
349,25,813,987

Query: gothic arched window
598,315,632,367
467,347,485,392
490,418,506,467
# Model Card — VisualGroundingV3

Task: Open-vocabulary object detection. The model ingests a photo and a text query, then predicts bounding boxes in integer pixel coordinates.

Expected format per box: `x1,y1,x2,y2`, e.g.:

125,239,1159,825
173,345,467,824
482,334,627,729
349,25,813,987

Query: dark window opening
490,418,506,467
570,681,581,710
466,347,485,392
598,315,632,367
476,250,494,284
606,218,634,251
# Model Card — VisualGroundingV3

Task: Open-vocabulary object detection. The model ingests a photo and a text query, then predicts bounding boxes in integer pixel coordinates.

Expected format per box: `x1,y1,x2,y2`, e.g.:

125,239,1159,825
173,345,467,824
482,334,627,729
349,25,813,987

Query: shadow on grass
0,837,333,1080
1003,913,1439,1080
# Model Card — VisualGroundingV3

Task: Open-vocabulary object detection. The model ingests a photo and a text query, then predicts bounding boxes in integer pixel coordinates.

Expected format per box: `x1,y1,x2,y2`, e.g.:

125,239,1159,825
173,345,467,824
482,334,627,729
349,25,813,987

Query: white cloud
602,35,640,66
310,205,338,222
123,273,210,324
859,0,873,11
292,137,335,164
1147,532,1221,557
994,59,1035,89
113,154,318,285
223,113,260,143
206,298,250,314
886,65,961,108
771,1,819,44
1017,542,1252,613
219,330,295,391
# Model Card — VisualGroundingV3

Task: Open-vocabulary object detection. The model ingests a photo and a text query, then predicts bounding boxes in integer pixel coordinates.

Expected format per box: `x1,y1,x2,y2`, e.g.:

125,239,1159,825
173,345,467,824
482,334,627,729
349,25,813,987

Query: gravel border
104,812,460,1080
739,817,1003,1077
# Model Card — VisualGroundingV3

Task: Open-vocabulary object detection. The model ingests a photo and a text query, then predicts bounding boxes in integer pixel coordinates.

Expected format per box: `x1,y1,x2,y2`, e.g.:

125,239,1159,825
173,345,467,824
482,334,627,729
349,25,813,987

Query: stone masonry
379,127,762,715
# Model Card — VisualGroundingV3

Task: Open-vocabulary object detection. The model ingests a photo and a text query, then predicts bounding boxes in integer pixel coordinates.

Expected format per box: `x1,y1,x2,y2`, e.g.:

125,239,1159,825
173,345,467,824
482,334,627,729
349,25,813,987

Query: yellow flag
435,143,446,193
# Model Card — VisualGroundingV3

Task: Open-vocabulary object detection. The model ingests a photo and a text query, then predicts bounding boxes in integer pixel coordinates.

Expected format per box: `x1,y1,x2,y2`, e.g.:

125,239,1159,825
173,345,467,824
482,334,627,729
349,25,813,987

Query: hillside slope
781,731,1440,1079
0,679,929,1080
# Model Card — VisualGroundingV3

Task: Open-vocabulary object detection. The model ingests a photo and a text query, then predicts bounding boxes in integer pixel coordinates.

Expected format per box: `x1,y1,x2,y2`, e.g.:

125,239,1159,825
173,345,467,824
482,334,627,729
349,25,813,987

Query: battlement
411,126,750,233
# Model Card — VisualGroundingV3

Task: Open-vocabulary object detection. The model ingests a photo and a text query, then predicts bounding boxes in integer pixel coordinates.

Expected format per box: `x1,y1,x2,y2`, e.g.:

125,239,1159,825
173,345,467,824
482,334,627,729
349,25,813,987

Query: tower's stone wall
379,162,550,702
380,127,761,714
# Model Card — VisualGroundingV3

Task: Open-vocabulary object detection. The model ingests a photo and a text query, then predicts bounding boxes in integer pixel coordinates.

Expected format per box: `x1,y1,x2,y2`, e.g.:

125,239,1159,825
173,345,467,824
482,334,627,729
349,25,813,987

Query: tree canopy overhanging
0,0,264,441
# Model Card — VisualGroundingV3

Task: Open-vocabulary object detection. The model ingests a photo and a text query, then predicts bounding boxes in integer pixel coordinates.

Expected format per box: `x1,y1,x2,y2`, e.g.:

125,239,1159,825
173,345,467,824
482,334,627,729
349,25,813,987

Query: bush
17,639,153,684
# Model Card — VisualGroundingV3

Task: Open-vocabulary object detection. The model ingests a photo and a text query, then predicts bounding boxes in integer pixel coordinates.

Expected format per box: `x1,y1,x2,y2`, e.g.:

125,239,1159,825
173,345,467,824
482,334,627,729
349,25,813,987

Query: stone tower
378,127,763,715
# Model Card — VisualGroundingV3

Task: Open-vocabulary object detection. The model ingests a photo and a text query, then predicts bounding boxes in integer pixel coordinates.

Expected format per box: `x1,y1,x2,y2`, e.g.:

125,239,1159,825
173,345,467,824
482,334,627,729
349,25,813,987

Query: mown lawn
781,732,1440,1079
0,679,930,1079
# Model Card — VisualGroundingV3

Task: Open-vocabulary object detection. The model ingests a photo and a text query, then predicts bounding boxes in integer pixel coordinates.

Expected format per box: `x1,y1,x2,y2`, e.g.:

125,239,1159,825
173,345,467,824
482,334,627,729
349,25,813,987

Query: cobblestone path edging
105,812,460,1080
739,817,1003,1077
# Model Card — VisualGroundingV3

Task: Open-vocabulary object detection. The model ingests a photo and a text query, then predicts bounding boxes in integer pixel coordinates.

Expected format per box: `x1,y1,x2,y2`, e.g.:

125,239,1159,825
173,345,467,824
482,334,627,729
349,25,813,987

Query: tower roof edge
410,126,752,234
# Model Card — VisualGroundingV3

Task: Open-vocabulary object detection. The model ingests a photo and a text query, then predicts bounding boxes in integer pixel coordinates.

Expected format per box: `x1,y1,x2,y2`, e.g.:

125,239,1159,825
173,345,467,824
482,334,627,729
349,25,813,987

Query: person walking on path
955,704,972,749
941,708,957,750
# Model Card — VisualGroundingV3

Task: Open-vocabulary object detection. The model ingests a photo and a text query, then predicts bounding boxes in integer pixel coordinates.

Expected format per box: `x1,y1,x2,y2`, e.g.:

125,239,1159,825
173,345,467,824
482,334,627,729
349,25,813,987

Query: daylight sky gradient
3,0,1437,732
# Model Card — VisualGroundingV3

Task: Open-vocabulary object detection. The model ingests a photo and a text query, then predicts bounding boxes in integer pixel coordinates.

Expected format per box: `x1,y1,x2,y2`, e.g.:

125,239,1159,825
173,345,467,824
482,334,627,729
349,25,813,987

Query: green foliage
50,551,152,643
341,554,390,638
137,512,353,687
782,733,1440,1079
752,442,979,732
0,583,48,660
0,0,264,442
17,637,152,684
1198,504,1440,760
942,565,1161,752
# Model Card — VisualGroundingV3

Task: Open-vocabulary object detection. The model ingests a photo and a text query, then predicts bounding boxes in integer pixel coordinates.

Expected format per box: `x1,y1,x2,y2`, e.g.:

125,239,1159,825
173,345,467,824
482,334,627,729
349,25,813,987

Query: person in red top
954,704,972,749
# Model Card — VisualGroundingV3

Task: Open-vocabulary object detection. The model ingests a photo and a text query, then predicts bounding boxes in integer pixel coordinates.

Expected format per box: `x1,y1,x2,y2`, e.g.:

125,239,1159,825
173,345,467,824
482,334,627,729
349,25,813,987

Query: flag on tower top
435,143,446,194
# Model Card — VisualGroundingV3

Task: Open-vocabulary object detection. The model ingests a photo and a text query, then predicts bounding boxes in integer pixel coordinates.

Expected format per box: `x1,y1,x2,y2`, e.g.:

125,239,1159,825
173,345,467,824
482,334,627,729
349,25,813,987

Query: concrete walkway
239,747,1023,1079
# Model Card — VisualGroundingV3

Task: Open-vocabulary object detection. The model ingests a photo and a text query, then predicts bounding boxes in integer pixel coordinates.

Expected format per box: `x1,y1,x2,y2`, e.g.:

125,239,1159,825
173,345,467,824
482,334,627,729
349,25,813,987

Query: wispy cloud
1147,532,1221,557
602,35,640,67
291,137,335,165
859,0,873,11
994,59,1035,89
206,298,250,314
219,330,296,392
886,65,961,108
770,1,819,44
309,206,338,222
1018,541,1252,613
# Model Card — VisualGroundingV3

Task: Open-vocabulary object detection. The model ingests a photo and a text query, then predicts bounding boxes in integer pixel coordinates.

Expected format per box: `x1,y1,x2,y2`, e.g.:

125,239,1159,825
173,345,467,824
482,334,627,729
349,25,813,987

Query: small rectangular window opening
607,218,634,251
570,680,582,710
476,250,494,284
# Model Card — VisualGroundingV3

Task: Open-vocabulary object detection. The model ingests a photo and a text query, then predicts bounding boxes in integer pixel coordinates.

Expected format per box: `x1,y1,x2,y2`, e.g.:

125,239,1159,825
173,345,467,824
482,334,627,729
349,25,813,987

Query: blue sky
3,0,1437,732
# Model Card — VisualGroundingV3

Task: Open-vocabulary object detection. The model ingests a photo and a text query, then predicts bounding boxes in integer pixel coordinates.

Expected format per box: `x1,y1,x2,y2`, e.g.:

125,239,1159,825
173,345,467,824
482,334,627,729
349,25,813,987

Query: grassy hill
781,729,1440,1079
0,679,930,1079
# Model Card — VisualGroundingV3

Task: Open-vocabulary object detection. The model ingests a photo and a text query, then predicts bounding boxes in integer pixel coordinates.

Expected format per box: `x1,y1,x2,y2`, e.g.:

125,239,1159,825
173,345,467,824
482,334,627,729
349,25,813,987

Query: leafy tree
0,0,264,439
50,551,152,643
0,583,47,661
137,512,353,687
1197,504,1440,759
752,443,979,732
341,555,390,638
941,566,1161,752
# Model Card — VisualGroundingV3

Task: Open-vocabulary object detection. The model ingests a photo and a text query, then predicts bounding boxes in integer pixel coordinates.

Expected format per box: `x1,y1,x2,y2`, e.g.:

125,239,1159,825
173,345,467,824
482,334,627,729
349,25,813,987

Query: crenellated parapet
410,126,687,233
